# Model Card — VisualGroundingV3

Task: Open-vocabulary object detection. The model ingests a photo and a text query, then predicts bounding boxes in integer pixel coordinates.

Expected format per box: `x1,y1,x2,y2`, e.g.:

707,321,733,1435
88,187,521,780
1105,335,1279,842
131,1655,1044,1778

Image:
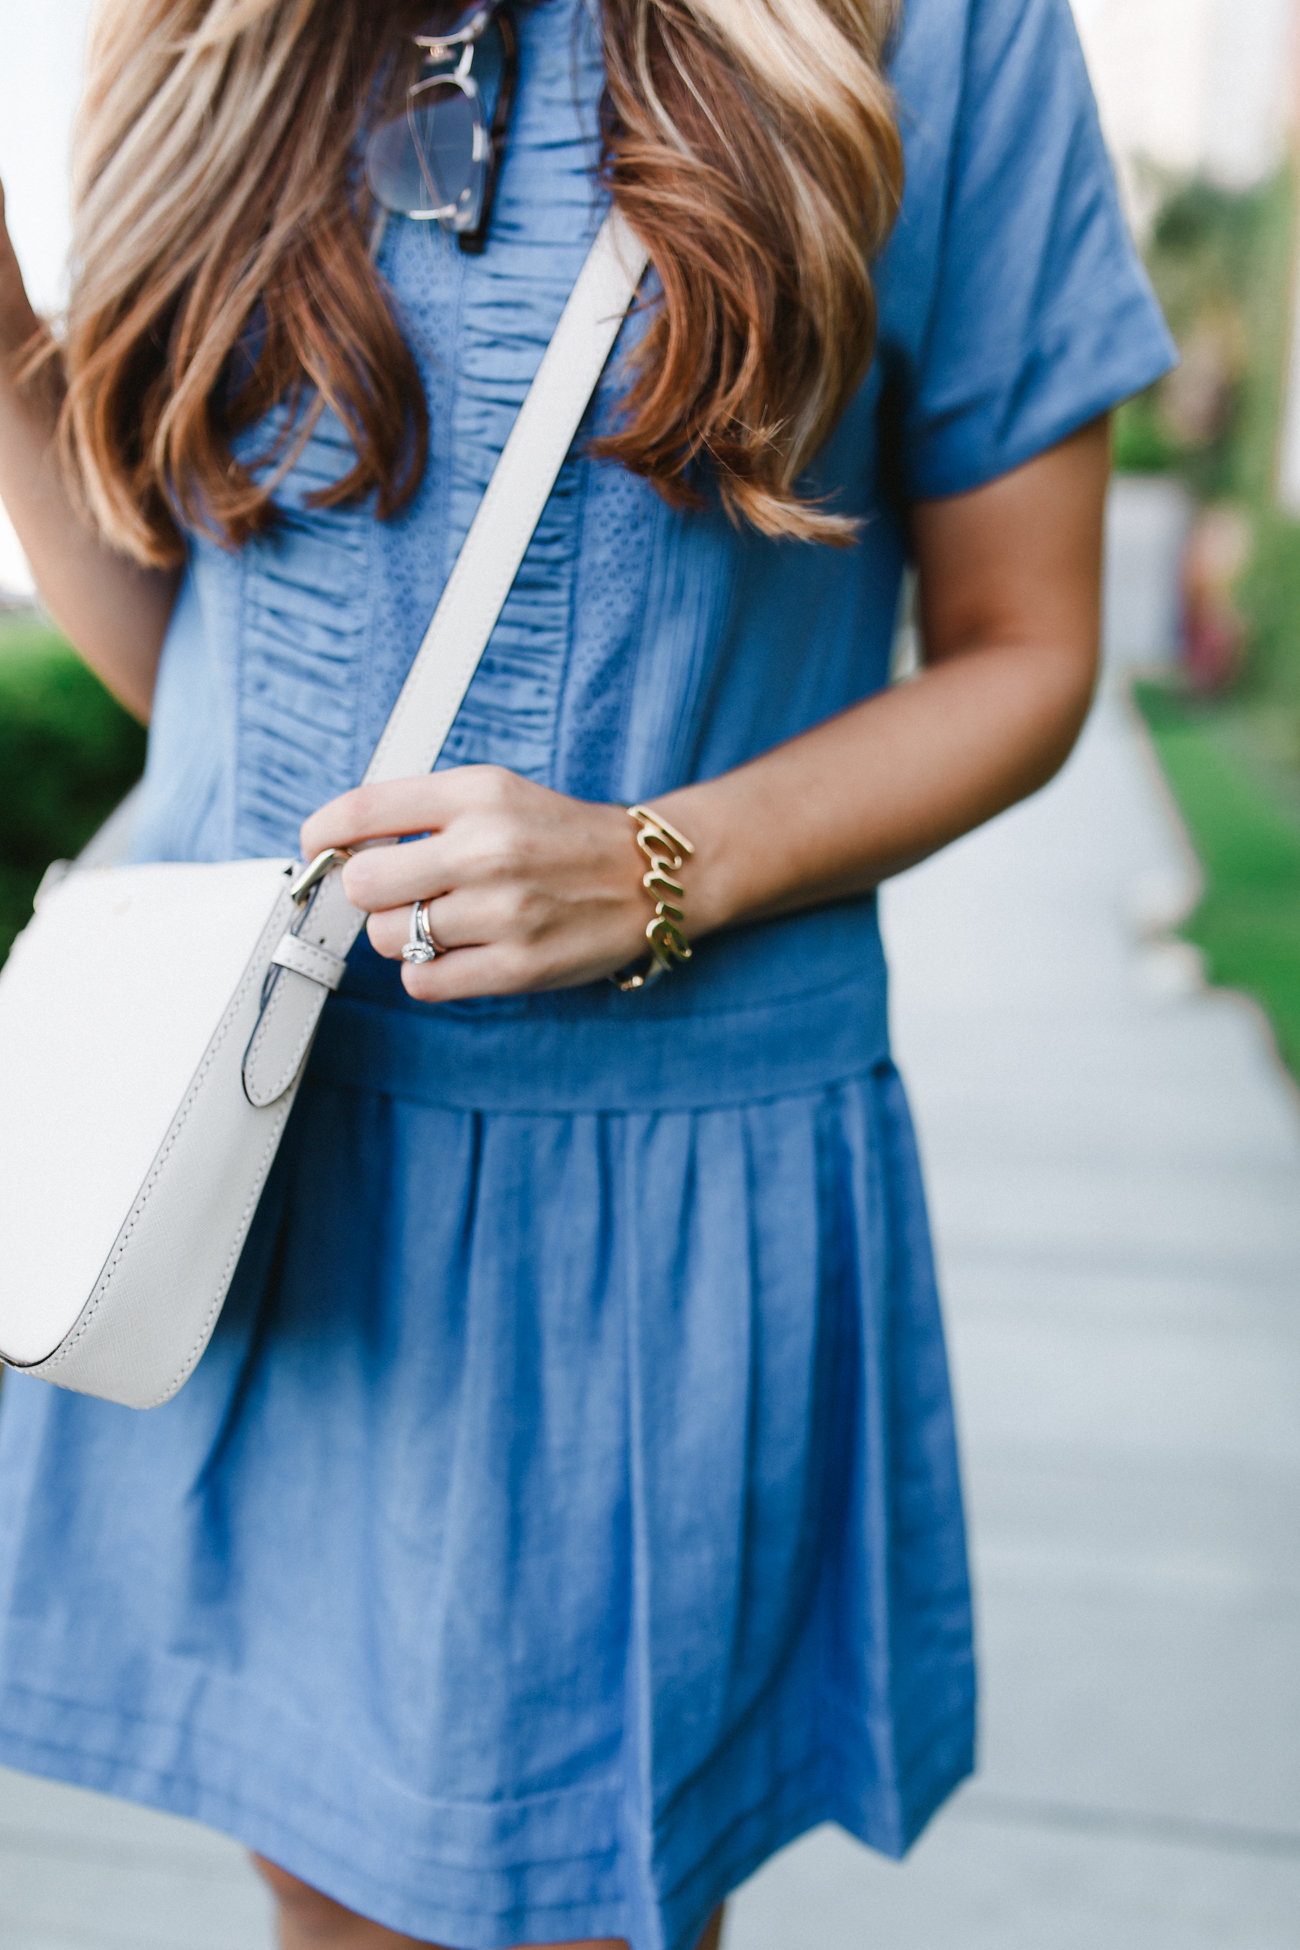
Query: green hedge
0,614,146,961
1114,169,1295,508
1236,512,1300,750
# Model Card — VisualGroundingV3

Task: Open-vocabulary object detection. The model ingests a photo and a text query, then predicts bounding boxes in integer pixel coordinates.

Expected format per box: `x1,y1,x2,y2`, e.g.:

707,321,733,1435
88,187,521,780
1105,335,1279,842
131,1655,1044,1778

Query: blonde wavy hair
53,0,902,564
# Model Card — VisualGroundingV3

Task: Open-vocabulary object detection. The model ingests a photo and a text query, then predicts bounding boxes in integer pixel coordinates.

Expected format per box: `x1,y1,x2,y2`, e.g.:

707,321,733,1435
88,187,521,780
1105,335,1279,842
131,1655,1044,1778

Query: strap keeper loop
269,934,348,992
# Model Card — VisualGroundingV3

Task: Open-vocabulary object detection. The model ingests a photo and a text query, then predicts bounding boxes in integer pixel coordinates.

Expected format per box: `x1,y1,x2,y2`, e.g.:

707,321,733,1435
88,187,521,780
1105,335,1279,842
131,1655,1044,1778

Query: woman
0,0,1172,1946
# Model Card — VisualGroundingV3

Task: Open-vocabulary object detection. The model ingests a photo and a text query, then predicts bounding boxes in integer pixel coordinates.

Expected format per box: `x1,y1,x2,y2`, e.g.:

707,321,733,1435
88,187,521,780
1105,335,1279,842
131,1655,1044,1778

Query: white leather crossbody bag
0,213,646,1411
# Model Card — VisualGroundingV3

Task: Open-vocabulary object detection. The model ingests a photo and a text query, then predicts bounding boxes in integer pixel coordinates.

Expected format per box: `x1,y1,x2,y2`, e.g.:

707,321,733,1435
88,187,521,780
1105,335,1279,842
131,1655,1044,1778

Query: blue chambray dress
0,2,1173,1945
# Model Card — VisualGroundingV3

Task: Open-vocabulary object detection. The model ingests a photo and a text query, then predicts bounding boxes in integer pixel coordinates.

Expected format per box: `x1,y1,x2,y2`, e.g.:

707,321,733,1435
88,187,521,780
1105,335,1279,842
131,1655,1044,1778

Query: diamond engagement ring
402,899,441,965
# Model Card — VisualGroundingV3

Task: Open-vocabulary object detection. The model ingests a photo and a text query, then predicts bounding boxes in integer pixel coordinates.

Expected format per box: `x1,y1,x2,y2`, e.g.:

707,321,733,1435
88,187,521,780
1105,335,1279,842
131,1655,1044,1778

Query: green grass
1135,680,1300,1079
0,613,146,961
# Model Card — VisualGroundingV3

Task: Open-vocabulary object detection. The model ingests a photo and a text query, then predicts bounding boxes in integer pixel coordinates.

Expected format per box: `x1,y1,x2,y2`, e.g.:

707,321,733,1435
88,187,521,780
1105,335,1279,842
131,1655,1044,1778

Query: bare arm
302,417,1109,997
659,415,1109,925
0,184,177,720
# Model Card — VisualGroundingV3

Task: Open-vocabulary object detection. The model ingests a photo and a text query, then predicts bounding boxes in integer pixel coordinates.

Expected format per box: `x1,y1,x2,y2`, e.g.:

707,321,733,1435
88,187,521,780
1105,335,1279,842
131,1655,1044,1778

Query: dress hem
0,1685,974,1950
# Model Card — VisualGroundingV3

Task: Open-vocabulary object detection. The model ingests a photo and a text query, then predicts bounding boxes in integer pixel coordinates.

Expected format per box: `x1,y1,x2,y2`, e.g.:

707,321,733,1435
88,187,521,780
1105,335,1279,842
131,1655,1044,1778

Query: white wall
0,0,94,596
1072,0,1296,200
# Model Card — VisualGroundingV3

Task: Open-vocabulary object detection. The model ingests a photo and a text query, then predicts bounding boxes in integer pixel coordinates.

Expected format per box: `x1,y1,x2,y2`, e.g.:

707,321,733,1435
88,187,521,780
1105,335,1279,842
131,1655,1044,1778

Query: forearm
0,239,176,721
658,423,1108,941
655,632,1095,936
304,426,1107,1004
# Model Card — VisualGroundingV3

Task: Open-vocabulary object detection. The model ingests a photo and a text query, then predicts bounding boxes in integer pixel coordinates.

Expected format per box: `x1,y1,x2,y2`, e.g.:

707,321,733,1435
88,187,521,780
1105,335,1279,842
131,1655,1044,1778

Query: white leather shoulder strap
242,210,648,1108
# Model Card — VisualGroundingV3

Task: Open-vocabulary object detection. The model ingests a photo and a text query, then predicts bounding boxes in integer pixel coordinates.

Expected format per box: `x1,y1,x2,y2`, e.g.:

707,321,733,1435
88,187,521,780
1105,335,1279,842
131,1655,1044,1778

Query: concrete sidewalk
2,683,1299,1947
729,682,1300,1949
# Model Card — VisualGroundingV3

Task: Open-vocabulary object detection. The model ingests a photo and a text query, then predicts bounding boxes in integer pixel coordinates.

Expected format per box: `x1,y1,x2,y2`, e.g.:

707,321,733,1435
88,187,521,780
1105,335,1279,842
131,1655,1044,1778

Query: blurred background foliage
0,614,145,962
1115,171,1295,507
1119,164,1300,1078
1137,678,1300,1076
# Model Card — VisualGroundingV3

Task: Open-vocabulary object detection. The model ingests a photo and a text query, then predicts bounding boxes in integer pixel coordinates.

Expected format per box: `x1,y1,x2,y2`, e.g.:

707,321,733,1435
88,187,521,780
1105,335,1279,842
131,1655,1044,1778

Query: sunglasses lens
366,12,509,237
365,81,482,223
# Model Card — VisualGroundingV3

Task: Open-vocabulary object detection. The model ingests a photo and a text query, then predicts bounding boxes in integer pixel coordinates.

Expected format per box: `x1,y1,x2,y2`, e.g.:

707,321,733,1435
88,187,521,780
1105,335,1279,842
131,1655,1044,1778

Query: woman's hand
0,177,178,719
301,767,666,1001
0,181,35,355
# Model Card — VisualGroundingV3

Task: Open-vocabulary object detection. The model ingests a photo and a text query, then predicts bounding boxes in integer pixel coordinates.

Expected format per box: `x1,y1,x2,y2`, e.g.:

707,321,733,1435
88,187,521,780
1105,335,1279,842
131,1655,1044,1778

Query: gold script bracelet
609,804,696,993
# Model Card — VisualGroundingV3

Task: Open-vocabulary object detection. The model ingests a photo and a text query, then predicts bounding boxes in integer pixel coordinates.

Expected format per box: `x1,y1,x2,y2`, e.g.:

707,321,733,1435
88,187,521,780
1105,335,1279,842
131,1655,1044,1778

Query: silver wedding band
401,899,441,966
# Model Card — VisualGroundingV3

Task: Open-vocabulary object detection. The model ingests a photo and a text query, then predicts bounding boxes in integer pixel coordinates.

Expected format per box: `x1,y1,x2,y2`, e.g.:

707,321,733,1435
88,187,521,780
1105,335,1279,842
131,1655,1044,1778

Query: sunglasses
364,3,517,254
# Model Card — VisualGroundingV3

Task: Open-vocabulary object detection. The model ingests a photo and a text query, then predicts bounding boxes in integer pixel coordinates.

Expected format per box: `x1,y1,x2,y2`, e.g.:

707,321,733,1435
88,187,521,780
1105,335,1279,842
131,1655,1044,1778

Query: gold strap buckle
288,848,353,906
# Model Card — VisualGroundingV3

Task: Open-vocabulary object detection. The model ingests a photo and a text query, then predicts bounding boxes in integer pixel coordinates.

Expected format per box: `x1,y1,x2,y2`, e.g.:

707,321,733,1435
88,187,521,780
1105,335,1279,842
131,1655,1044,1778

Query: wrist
638,784,746,943
0,249,41,366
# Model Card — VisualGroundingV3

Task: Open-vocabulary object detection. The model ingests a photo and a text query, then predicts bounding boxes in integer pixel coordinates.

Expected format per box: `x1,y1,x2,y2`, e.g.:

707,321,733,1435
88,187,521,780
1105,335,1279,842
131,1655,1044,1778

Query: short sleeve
901,0,1177,500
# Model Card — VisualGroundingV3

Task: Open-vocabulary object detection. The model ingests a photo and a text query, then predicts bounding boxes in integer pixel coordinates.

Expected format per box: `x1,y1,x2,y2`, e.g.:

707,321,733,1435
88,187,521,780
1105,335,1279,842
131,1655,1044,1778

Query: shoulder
877,0,1175,499
889,0,1088,159
880,0,1111,327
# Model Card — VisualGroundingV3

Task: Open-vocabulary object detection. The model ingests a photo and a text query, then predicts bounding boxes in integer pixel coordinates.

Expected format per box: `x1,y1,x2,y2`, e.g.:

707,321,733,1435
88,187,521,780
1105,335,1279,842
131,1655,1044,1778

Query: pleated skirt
0,972,974,1950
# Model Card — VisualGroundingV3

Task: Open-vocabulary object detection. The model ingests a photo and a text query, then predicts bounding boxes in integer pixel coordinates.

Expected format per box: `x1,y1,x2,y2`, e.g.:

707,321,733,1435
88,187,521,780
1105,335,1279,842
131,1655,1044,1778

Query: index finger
300,775,451,862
